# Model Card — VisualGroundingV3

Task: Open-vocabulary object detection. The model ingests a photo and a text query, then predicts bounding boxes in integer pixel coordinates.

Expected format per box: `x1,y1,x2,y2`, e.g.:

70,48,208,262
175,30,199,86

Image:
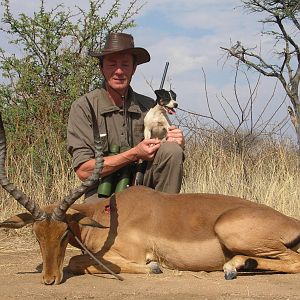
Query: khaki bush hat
89,32,150,65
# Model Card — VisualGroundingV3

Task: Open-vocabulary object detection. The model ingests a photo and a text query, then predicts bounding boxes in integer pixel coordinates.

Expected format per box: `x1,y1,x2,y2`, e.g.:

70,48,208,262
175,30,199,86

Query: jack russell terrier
134,89,178,186
144,89,178,140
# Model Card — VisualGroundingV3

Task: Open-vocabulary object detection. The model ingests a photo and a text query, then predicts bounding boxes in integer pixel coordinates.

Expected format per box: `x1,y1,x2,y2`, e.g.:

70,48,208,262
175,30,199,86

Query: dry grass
0,135,80,221
182,133,300,218
0,131,299,222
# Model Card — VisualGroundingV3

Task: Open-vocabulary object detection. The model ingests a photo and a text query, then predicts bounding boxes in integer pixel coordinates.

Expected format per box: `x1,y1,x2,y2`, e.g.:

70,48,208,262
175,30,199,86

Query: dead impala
0,113,299,285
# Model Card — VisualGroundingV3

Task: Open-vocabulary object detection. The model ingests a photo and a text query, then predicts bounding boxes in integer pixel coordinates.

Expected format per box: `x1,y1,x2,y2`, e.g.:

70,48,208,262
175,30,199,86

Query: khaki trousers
143,141,184,193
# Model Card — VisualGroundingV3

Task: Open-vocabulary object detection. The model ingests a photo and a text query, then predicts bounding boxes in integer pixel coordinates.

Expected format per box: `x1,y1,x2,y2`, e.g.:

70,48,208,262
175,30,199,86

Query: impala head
0,101,104,284
35,207,104,284
33,211,70,285
2,205,105,285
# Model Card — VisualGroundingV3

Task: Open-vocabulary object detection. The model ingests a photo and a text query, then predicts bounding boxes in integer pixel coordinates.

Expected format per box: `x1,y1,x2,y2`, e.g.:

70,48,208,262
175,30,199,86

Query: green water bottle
115,166,132,193
115,146,132,193
97,144,119,197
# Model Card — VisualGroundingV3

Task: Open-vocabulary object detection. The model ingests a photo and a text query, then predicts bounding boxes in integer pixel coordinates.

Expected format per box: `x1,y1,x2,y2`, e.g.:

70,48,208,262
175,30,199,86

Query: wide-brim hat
89,32,150,65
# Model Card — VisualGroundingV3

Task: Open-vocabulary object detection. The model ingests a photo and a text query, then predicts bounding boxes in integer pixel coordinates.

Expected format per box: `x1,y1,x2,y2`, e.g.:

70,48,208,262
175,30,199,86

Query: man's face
101,52,136,95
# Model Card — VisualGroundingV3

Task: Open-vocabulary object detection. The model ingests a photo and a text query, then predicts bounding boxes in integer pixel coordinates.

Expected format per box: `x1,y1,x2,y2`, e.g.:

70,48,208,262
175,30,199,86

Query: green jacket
67,86,154,170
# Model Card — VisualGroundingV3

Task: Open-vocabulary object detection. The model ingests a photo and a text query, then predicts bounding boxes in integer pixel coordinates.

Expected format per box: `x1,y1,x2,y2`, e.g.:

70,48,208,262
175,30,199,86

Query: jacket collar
99,84,142,115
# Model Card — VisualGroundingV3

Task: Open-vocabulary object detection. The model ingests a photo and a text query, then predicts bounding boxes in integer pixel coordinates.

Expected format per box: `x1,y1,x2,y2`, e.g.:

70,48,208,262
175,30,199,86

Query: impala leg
223,249,300,280
68,253,162,275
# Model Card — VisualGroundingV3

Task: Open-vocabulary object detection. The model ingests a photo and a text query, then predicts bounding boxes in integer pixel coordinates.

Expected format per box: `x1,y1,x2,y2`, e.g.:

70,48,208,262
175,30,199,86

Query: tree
221,0,300,153
0,0,143,146
0,0,143,184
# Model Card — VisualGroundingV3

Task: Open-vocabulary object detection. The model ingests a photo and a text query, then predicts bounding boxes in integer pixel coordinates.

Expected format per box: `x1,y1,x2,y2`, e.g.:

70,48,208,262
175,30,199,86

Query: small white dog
144,89,178,140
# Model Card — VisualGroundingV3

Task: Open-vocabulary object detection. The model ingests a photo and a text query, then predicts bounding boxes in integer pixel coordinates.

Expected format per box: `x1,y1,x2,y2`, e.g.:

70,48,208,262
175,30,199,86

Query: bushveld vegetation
182,130,300,218
0,127,299,222
0,0,299,223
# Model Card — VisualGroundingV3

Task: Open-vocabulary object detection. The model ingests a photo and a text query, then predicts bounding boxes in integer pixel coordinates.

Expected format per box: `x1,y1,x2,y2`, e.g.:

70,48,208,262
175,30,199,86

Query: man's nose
114,66,124,74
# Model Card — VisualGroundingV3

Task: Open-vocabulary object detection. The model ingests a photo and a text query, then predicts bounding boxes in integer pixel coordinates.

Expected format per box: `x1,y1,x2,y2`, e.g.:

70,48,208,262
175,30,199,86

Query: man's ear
99,64,104,75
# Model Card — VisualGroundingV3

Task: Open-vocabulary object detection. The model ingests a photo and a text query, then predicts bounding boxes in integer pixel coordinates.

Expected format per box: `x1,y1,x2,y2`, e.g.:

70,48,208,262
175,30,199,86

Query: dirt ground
0,231,299,300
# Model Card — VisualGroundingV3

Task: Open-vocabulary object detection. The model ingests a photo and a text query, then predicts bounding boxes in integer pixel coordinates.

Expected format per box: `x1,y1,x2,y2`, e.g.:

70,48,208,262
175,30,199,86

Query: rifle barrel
159,62,169,89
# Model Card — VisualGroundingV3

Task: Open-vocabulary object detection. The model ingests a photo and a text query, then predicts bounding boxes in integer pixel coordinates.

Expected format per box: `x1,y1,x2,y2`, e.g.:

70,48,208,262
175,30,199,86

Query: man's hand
166,126,185,149
134,138,161,161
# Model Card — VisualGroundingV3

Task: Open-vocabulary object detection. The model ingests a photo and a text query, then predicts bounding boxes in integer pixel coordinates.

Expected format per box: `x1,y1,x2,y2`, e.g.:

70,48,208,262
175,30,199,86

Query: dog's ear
155,89,169,100
170,90,177,100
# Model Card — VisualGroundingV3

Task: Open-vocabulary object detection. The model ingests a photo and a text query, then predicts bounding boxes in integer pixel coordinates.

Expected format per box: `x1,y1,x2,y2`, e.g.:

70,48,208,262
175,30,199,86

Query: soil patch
0,231,299,300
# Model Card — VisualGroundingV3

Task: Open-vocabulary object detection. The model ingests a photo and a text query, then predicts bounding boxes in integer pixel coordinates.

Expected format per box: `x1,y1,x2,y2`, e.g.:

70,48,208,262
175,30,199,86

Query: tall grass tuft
0,130,79,221
182,131,300,218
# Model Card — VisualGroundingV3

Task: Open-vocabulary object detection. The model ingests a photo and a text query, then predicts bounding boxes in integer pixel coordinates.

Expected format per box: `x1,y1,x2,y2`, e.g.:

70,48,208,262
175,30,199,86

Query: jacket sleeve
67,97,95,170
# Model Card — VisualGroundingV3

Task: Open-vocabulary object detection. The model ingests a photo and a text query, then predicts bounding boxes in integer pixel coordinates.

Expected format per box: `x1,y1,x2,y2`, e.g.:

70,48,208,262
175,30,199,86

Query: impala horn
52,100,104,221
0,114,47,220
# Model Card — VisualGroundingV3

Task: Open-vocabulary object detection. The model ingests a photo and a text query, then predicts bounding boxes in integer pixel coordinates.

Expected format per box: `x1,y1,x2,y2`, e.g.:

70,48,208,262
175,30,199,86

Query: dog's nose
173,103,178,108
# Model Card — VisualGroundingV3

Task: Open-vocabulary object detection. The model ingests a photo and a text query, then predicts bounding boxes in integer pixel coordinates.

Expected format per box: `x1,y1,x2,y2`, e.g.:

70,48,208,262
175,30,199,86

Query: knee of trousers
156,142,184,162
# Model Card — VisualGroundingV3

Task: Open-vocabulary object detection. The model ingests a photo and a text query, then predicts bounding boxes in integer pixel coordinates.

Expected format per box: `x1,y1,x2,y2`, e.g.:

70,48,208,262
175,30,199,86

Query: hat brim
89,47,150,65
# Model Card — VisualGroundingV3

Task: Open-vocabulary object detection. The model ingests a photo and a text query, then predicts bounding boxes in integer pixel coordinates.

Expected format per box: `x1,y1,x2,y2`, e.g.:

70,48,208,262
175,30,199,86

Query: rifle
160,61,169,89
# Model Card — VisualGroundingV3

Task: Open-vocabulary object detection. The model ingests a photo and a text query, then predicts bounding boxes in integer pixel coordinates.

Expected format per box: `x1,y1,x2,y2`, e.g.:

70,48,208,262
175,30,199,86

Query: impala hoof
147,261,162,274
224,270,237,280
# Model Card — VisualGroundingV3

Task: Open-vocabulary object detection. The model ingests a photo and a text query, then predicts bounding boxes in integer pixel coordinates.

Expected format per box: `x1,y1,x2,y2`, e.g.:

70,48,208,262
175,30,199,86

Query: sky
0,0,297,140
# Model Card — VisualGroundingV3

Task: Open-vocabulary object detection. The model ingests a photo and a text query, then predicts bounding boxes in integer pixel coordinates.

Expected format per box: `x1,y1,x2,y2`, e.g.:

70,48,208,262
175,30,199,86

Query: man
67,32,184,202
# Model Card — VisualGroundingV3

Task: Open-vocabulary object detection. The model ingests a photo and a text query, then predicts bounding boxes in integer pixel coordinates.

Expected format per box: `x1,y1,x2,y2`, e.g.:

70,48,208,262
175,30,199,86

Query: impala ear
79,216,108,228
69,212,108,229
0,213,35,229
